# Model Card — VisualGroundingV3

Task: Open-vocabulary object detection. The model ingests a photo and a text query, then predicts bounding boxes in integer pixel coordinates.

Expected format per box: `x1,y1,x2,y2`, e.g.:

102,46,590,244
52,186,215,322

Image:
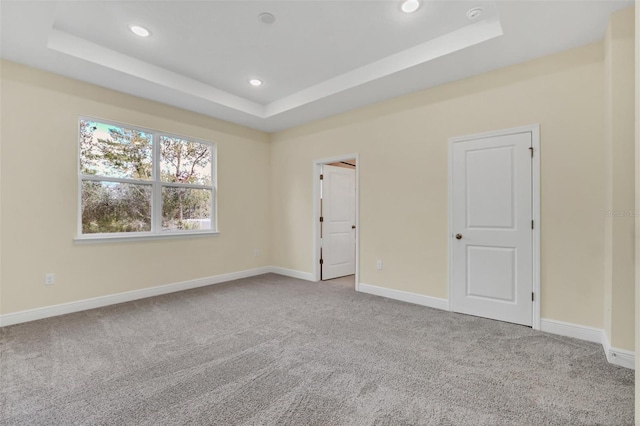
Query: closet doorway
313,155,359,288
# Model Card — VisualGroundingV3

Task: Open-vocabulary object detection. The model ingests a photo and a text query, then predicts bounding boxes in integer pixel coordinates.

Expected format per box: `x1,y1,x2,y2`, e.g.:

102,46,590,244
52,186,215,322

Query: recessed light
130,25,150,37
400,0,421,13
249,79,263,87
258,13,276,24
466,7,484,20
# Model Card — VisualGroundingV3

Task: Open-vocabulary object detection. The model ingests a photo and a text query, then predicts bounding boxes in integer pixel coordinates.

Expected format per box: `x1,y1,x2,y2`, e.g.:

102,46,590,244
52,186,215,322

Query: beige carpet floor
0,273,634,425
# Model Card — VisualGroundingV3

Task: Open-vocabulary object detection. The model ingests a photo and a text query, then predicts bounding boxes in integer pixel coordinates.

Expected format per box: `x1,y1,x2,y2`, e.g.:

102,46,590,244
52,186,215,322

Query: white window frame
75,116,218,243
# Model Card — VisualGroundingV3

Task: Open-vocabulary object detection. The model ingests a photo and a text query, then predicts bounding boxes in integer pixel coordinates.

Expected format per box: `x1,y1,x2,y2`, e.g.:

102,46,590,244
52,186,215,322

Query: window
78,118,216,239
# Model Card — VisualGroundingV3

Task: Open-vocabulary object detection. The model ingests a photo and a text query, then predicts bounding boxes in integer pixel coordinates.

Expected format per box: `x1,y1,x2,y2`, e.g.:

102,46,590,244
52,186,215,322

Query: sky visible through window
81,121,152,180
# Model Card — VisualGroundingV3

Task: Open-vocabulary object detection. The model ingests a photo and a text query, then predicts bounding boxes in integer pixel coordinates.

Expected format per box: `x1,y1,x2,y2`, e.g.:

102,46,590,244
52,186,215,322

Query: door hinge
320,216,324,223
529,147,534,158
320,258,324,265
320,174,324,180
531,220,534,229
532,292,535,302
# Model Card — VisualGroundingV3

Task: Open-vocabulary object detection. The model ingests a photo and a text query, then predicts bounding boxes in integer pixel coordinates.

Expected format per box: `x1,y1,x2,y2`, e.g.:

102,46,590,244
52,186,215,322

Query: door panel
467,246,516,302
322,165,356,280
466,146,515,229
452,132,532,326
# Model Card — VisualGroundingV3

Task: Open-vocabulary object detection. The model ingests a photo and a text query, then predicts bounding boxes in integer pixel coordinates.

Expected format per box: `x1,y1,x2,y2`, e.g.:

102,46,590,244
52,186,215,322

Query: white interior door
322,165,356,280
451,131,533,326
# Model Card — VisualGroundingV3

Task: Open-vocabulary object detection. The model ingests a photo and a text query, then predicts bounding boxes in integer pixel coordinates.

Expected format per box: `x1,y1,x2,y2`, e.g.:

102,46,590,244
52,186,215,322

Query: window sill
74,231,220,244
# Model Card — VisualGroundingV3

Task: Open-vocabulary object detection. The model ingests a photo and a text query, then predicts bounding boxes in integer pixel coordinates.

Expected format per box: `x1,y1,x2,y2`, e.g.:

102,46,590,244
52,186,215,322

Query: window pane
80,120,152,180
162,187,212,231
160,136,212,185
81,181,152,234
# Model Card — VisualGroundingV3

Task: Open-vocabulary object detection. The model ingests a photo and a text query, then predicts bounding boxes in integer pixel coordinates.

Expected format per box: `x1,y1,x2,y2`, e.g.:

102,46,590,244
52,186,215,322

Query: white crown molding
47,28,265,117
264,17,503,117
47,18,503,120
2,0,630,131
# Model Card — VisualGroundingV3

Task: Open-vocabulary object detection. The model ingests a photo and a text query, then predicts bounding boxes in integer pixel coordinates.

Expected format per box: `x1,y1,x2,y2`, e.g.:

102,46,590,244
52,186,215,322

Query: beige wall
604,7,636,352
0,60,271,315
0,14,634,351
271,42,607,328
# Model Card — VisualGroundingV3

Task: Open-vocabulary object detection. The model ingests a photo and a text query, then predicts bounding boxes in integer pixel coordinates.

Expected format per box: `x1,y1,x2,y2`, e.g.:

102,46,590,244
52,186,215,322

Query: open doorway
313,155,359,289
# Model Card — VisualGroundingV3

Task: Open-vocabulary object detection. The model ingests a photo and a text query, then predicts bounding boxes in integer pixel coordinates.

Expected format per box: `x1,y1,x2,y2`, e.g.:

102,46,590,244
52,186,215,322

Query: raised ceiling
0,0,632,132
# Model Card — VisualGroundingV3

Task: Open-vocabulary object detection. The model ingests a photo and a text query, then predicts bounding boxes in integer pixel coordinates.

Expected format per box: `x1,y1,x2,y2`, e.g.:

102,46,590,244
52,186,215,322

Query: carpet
0,273,634,425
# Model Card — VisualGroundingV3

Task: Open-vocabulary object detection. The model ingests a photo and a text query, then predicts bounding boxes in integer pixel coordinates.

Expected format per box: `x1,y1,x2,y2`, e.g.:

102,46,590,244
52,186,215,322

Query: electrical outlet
44,273,55,286
376,260,383,270
253,248,259,257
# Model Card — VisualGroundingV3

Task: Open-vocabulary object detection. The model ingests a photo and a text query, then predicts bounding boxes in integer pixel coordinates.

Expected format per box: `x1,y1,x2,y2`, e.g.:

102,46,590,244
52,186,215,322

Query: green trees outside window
79,119,215,236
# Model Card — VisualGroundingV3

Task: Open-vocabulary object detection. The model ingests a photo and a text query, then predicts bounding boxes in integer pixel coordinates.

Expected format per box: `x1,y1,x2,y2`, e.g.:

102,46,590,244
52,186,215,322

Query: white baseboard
540,318,635,370
2,268,635,371
267,266,315,281
601,332,636,370
358,282,449,311
539,318,603,344
0,266,272,327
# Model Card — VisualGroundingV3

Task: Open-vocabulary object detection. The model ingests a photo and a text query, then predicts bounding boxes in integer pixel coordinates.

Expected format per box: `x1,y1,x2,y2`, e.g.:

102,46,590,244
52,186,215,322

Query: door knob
455,234,463,240
352,225,356,229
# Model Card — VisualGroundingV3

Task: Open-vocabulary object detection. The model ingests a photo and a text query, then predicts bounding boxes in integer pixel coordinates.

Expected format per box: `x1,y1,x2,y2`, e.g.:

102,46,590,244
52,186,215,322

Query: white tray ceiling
0,0,632,132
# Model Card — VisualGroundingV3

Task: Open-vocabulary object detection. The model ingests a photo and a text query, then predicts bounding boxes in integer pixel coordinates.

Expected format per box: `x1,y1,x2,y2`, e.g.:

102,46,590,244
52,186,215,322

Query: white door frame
313,154,360,289
448,125,541,329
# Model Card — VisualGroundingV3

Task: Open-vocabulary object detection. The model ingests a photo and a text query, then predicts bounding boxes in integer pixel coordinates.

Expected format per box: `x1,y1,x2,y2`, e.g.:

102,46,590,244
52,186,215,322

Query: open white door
451,131,533,326
322,165,356,280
